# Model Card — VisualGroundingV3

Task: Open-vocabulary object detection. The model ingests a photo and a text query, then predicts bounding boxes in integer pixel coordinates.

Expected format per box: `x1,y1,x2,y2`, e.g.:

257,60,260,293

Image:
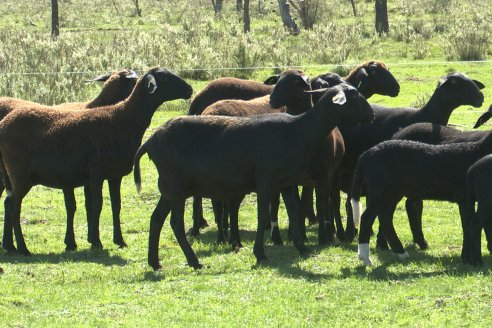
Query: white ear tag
332,90,346,105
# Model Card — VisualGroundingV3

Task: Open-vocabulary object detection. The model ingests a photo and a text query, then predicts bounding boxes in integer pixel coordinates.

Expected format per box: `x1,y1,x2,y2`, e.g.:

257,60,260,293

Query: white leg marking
358,243,372,266
6,189,12,196
351,198,362,226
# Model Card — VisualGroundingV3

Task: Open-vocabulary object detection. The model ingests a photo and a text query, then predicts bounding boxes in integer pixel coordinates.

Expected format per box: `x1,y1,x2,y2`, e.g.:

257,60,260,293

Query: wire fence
1,60,491,76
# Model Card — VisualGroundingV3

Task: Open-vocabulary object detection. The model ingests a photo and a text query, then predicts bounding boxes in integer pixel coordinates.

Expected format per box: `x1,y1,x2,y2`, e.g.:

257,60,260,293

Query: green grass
1,0,492,326
1,62,492,326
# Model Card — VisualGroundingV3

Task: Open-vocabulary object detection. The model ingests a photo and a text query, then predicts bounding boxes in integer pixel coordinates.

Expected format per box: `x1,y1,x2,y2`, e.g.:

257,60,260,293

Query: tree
211,0,223,14
277,0,300,34
288,0,321,30
131,0,142,17
243,0,250,32
375,0,389,35
349,0,357,17
51,0,59,39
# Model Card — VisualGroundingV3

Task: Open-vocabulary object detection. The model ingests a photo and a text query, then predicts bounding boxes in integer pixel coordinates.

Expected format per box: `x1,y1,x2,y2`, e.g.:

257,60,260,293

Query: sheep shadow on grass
0,248,128,266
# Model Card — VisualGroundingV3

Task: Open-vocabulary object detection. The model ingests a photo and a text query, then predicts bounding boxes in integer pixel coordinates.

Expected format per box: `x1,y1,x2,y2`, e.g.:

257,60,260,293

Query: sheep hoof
415,240,429,250
376,239,390,250
230,241,243,250
90,242,104,250
359,256,372,266
344,229,357,242
186,227,201,238
150,262,162,271
255,257,269,266
336,229,345,242
2,244,17,254
198,218,209,229
397,251,410,260
117,241,128,249
19,248,32,257
190,262,203,270
65,244,77,252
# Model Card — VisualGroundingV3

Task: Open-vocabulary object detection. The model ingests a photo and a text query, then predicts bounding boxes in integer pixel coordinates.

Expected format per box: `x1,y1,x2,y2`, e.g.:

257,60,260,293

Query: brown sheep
0,69,139,251
0,68,192,255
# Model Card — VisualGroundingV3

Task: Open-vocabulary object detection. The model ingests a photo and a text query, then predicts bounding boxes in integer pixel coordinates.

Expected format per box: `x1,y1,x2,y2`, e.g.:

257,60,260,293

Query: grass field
1,1,492,326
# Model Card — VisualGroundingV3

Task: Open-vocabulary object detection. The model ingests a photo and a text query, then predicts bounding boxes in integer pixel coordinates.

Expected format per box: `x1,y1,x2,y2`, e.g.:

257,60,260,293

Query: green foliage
0,2,492,325
442,8,491,61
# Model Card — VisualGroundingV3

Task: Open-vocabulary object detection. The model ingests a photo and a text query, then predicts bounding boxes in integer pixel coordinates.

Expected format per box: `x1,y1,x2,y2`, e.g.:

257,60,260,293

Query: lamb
380,105,492,250
339,72,485,243
0,67,192,255
0,69,139,251
463,154,492,265
133,83,374,270
350,132,492,266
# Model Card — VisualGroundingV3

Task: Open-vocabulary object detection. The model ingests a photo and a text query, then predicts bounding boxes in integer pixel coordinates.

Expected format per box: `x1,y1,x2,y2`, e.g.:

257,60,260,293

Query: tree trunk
51,0,59,39
349,0,357,17
375,0,388,35
277,0,300,34
237,0,243,12
132,0,142,17
243,0,250,32
211,0,223,14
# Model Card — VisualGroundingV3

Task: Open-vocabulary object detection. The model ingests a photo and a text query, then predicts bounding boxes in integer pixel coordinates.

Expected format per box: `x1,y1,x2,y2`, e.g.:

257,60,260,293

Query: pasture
1,0,492,326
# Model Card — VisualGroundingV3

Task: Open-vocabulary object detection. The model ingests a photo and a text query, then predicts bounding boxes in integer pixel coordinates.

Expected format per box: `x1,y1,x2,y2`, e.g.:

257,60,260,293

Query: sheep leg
316,184,333,245
358,204,378,266
148,196,171,270
170,197,202,269
10,192,30,256
84,185,93,245
212,199,227,244
376,228,390,250
63,188,77,251
282,186,310,256
405,198,428,250
344,196,357,242
254,189,273,264
330,183,345,241
108,177,127,248
228,196,243,249
2,194,16,253
460,202,483,266
269,193,283,245
88,178,104,249
378,203,407,258
301,187,317,225
192,196,209,229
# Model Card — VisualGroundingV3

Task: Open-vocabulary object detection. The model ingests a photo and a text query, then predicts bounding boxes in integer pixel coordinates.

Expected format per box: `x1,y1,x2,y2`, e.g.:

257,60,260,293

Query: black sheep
339,72,485,242
134,83,374,270
351,133,492,266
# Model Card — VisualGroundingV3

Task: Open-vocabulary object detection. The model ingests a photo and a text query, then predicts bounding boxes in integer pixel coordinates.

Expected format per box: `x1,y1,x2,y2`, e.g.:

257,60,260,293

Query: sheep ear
126,70,139,79
144,74,158,94
473,111,492,129
332,90,347,105
304,88,328,94
357,67,368,79
85,73,111,83
473,79,485,90
264,75,279,85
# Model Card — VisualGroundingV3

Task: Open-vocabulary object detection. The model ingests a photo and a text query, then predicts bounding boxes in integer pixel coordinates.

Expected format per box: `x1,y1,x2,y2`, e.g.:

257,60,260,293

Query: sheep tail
350,159,365,227
0,150,12,196
133,142,148,194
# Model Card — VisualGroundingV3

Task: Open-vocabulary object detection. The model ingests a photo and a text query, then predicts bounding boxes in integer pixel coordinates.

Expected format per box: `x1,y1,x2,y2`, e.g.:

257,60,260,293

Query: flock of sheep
0,62,490,271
